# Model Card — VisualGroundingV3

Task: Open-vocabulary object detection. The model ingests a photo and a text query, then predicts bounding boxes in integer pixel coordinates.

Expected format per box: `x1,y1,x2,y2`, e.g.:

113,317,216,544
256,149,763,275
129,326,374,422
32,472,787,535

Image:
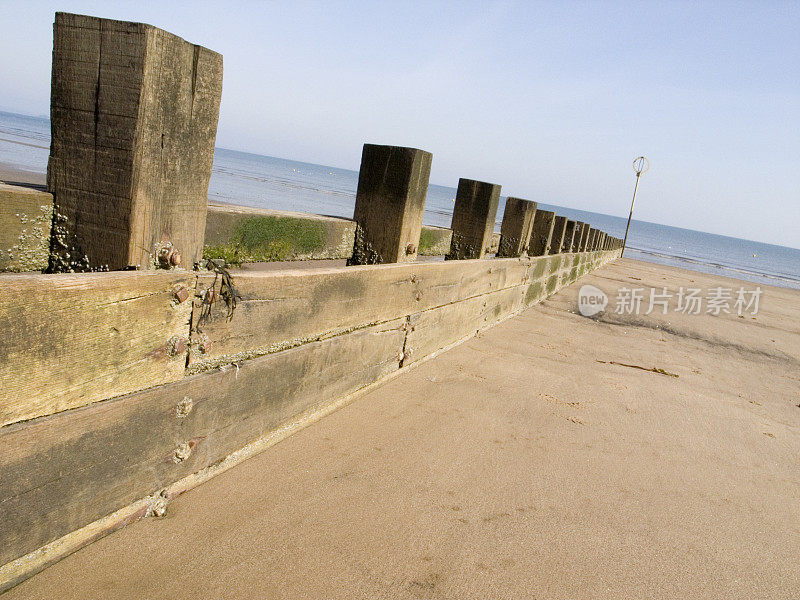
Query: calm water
2,110,799,289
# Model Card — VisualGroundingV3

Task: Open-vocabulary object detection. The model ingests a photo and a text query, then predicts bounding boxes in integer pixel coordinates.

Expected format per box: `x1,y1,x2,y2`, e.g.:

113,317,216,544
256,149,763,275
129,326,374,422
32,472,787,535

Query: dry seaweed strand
198,259,242,328
596,360,679,378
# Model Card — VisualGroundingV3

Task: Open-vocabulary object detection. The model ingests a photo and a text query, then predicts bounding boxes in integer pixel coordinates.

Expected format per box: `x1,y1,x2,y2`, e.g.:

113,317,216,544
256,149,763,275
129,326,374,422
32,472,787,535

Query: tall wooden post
528,209,556,256
349,144,432,265
497,197,537,258
48,13,223,271
561,220,577,253
446,179,501,260
550,216,568,255
587,228,597,251
577,222,589,252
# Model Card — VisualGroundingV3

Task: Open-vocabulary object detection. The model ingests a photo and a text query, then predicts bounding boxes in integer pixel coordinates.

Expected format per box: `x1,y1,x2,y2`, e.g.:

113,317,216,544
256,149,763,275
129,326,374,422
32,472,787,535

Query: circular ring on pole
633,156,649,175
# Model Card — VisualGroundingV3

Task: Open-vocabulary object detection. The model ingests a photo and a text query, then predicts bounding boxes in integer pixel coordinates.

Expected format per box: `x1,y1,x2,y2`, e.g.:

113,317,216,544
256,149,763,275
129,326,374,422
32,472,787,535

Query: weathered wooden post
348,144,432,265
587,228,597,251
47,12,223,271
497,197,537,257
528,209,555,256
561,220,577,253
577,222,589,252
599,232,607,251
550,216,568,255
446,179,501,260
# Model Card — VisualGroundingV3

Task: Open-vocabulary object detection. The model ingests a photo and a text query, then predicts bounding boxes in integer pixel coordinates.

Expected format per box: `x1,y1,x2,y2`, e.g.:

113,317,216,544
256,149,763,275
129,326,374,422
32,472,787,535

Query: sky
1,0,798,248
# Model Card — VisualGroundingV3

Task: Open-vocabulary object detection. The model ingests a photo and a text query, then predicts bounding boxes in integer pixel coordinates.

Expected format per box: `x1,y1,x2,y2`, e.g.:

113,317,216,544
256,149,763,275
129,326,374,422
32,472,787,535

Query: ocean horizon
2,109,799,290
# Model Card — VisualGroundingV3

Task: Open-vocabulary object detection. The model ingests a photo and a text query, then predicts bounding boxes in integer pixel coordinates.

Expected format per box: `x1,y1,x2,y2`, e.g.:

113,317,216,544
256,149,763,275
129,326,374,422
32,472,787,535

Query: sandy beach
0,164,44,189
6,257,798,599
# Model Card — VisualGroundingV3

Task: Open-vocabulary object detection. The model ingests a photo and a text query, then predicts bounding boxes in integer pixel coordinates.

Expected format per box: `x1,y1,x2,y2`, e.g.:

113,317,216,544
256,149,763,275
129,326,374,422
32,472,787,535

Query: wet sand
7,258,799,598
0,163,45,189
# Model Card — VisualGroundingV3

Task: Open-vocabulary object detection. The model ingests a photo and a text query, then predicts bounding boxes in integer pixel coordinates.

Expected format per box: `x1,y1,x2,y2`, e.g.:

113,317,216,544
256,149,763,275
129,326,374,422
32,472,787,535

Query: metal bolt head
173,285,190,304
406,243,417,255
169,250,181,266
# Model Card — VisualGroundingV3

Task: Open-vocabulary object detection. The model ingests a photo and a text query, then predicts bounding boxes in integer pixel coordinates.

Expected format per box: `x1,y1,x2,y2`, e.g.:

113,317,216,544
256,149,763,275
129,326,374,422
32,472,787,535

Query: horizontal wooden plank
403,285,525,364
0,319,405,566
189,257,533,368
0,246,620,585
0,271,194,426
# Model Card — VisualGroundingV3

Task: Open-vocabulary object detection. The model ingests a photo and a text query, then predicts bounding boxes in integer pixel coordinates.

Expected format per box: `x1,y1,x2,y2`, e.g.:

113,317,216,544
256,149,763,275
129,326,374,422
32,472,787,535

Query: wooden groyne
0,12,622,591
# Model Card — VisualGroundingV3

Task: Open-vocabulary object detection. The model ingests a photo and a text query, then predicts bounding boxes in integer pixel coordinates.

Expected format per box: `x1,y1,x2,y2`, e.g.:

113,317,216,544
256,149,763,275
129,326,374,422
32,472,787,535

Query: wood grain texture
0,271,193,426
189,258,531,367
349,144,432,265
446,179,501,260
497,197,537,258
403,285,525,364
0,319,404,567
0,248,621,585
48,12,222,270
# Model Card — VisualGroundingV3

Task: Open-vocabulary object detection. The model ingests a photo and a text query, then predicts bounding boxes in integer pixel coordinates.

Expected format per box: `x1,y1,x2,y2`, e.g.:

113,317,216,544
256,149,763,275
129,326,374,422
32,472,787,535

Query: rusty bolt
168,336,189,357
410,273,417,283
169,250,181,266
406,243,417,255
173,285,189,304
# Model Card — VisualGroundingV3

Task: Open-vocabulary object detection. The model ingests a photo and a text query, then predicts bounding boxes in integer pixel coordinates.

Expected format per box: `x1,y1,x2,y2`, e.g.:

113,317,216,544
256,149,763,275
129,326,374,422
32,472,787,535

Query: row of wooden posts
348,144,621,267
43,13,619,274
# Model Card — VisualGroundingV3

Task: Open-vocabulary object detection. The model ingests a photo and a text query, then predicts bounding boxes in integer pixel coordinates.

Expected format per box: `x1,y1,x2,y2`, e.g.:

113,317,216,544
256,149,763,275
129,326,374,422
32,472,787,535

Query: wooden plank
189,258,531,367
0,319,405,567
403,285,525,364
0,271,194,426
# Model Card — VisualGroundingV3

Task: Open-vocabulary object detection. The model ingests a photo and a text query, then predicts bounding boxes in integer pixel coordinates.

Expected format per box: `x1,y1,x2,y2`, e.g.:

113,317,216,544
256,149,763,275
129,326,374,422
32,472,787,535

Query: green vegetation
203,216,327,265
418,227,451,255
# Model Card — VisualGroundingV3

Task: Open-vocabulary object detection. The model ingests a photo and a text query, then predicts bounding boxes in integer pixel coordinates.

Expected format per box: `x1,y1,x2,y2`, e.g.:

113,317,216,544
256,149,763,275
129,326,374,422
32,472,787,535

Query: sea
2,110,799,290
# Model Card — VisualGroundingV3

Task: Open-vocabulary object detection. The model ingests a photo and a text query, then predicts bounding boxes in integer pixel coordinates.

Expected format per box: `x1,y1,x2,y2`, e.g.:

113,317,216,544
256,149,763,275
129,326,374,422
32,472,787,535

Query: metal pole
621,156,648,257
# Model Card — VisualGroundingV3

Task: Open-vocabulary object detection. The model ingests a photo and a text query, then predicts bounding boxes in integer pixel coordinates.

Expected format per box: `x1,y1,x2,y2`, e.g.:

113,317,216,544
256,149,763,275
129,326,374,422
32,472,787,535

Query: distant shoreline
2,152,799,291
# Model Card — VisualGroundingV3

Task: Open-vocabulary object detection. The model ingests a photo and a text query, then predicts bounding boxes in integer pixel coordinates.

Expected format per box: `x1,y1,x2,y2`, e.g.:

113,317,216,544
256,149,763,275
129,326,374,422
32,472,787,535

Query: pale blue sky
1,1,798,248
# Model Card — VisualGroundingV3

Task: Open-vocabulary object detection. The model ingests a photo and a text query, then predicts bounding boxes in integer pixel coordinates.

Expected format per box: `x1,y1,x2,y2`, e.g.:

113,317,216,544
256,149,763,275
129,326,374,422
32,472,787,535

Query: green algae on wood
204,205,356,264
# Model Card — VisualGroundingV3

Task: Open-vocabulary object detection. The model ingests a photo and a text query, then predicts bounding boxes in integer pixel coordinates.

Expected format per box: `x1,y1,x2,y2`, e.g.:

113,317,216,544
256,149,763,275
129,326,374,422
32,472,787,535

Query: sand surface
7,259,800,599
0,164,45,189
